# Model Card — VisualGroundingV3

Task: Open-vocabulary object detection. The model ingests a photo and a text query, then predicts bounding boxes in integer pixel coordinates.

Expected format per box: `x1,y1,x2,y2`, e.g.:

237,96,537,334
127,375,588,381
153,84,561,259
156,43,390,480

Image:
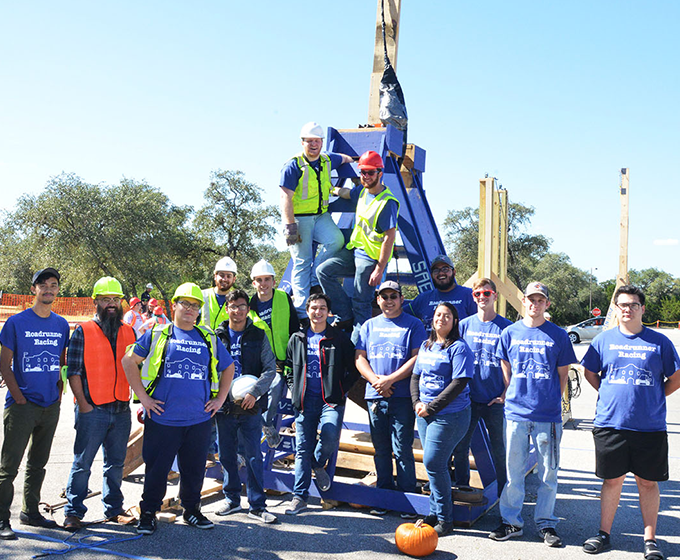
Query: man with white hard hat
140,283,154,314
279,121,354,318
201,256,238,330
248,259,299,447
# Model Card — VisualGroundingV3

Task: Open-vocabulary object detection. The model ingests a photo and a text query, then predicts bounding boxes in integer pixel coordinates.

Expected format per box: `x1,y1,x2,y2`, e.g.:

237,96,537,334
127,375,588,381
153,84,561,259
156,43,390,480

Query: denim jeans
452,401,506,496
288,212,344,317
262,373,286,429
418,407,471,523
500,419,562,530
215,412,266,511
367,397,417,493
64,405,131,519
293,395,345,500
0,401,60,520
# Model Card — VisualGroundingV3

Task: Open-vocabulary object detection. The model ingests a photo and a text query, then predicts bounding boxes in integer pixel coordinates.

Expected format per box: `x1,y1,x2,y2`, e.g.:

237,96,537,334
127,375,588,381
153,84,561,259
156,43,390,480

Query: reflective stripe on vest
346,186,399,261
200,289,229,331
81,321,135,405
247,289,290,361
291,153,331,215
138,323,221,398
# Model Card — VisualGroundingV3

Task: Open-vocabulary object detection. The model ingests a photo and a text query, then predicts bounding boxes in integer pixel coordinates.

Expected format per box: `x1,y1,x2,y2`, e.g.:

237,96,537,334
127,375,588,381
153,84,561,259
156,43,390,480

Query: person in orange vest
62,277,137,531
123,297,144,337
139,306,170,336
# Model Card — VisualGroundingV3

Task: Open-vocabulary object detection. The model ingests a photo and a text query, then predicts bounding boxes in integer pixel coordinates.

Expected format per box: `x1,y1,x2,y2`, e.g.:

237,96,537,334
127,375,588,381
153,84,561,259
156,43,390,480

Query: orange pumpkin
395,519,438,557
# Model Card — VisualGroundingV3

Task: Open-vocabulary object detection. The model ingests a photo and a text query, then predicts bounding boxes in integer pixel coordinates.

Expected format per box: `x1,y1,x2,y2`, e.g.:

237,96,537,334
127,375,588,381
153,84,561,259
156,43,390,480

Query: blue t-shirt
256,298,273,329
414,339,473,415
496,320,576,423
581,327,680,432
228,328,243,379
356,312,427,399
407,285,477,331
305,328,325,397
0,308,70,407
348,186,399,262
134,326,233,427
215,293,227,307
279,152,345,191
460,314,513,404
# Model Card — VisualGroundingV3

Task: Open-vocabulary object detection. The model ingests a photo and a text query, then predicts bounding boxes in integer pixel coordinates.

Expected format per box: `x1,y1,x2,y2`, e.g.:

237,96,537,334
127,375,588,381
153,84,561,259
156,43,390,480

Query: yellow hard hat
171,282,204,304
92,277,124,299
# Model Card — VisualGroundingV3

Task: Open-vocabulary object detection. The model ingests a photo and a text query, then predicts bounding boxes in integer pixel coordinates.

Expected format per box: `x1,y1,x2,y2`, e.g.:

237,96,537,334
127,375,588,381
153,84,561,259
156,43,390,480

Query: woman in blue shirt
410,302,473,536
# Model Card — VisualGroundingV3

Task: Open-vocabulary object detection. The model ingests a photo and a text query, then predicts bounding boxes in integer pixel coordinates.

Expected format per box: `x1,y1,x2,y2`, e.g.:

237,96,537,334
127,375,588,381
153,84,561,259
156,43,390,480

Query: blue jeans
500,419,562,530
418,407,471,523
65,405,131,519
215,412,266,511
316,248,380,340
367,398,417,493
288,212,344,317
293,396,345,500
262,373,286,429
452,401,506,495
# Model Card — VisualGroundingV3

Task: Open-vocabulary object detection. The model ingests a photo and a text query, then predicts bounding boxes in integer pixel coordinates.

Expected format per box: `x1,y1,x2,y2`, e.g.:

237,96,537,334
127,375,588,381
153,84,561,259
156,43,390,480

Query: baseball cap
32,268,60,285
524,281,550,299
430,255,454,269
376,280,402,294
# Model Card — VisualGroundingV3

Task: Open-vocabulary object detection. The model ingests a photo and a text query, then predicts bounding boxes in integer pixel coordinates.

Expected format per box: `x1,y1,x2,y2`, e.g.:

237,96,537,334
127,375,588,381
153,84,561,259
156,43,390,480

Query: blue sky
1,1,678,282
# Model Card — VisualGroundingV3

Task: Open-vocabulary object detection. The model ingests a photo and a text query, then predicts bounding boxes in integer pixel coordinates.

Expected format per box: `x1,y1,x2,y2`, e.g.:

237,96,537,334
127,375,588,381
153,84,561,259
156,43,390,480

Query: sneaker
421,514,438,527
284,497,307,515
489,523,523,541
215,501,242,516
19,511,58,528
434,521,455,536
400,512,418,520
183,509,214,530
136,512,157,536
262,426,282,449
0,520,16,540
313,467,331,492
369,507,388,516
540,527,563,547
248,509,277,524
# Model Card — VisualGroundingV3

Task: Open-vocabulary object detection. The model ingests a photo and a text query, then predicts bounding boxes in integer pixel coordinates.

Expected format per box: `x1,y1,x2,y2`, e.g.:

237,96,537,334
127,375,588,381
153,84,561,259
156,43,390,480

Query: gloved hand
284,222,301,246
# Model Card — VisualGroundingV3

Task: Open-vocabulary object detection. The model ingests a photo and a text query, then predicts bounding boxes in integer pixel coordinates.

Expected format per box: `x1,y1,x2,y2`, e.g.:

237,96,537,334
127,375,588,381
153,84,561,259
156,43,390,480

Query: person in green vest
248,259,300,447
316,150,400,343
200,256,237,331
279,121,355,318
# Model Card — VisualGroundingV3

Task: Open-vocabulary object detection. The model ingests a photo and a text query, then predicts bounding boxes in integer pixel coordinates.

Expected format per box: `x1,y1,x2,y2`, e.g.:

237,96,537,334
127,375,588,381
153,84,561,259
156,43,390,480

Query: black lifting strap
379,0,408,141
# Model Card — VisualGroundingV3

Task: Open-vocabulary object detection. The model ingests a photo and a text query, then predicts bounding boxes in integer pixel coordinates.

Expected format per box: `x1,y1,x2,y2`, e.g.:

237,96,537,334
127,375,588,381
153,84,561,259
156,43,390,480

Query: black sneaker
0,520,16,540
421,514,438,528
540,527,563,547
183,509,214,530
19,511,58,528
489,523,523,541
136,512,157,535
434,521,454,536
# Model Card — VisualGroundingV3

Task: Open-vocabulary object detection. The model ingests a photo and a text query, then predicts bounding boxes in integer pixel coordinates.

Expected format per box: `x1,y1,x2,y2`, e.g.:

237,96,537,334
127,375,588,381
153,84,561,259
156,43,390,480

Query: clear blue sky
1,1,678,282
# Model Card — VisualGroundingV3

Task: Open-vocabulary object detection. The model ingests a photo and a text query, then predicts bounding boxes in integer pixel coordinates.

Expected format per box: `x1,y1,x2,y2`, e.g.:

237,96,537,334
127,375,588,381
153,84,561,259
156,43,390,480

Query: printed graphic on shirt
22,350,61,373
165,339,208,381
368,341,407,361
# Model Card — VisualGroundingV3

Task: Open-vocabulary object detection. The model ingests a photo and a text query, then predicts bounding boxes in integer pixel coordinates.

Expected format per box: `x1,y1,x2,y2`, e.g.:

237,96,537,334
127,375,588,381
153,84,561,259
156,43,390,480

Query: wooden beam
490,271,524,315
497,189,509,316
478,178,494,278
368,0,401,124
618,168,630,284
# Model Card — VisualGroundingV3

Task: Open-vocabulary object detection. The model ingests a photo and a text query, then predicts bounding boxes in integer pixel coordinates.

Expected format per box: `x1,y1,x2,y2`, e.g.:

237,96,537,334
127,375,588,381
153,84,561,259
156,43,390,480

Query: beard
96,304,124,340
433,276,455,291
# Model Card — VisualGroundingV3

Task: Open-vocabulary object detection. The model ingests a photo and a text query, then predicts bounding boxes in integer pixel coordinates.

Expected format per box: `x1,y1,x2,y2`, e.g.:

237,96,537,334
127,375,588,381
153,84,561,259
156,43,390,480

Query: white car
566,316,605,344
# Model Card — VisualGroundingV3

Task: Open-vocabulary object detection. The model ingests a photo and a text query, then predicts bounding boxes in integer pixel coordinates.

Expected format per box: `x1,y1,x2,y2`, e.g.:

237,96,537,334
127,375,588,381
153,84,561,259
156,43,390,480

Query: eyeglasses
473,290,496,298
360,169,381,176
177,300,201,311
379,293,400,300
227,304,249,312
98,297,121,305
432,266,452,274
616,302,642,311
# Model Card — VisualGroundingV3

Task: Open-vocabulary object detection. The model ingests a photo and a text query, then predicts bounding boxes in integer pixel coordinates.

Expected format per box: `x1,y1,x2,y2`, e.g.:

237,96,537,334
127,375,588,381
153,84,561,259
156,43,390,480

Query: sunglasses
472,290,496,298
360,169,381,176
379,293,400,300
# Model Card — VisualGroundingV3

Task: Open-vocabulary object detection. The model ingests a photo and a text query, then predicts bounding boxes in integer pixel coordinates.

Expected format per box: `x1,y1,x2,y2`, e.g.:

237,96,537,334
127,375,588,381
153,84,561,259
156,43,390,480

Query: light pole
589,267,598,313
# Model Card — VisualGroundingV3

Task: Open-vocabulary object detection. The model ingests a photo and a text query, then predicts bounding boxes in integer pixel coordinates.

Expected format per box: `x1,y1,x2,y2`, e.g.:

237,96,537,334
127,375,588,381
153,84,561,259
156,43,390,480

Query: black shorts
592,427,668,481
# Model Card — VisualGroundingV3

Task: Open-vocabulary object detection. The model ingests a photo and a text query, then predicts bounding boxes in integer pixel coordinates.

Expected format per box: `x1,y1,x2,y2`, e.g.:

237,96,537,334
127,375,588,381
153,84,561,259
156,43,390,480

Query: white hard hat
230,375,259,402
214,256,238,274
146,283,153,289
300,121,324,139
250,259,276,279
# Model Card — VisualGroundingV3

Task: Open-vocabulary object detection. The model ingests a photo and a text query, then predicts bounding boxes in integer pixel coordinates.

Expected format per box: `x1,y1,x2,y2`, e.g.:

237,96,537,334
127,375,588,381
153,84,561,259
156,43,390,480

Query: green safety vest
291,153,332,215
248,289,290,361
346,186,400,261
200,288,230,331
137,323,221,399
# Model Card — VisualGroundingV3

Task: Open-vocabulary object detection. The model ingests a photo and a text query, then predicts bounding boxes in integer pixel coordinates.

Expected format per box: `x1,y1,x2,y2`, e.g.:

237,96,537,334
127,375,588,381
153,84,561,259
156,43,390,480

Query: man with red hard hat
317,150,400,342
123,297,144,337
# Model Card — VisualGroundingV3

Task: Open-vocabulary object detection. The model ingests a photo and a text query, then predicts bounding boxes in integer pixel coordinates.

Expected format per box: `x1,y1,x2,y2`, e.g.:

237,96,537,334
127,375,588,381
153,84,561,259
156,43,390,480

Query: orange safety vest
81,321,136,405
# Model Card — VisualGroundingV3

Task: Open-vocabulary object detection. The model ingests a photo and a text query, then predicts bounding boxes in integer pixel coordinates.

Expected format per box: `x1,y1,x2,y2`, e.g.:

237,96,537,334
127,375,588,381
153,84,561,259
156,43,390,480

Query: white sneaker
248,509,277,524
285,497,307,515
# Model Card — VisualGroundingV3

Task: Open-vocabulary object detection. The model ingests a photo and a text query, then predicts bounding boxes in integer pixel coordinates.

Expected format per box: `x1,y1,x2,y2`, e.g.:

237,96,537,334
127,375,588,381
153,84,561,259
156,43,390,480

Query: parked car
566,316,605,344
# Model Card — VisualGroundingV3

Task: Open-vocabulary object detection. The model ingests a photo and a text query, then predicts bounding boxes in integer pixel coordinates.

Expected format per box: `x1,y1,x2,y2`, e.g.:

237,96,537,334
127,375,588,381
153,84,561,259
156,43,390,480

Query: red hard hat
357,150,384,170
148,298,158,306
129,297,141,307
154,307,164,316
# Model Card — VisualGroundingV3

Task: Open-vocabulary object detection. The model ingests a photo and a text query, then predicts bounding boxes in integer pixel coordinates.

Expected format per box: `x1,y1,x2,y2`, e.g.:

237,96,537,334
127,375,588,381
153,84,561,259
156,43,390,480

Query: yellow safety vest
200,288,230,331
137,323,221,399
291,153,332,215
346,186,399,261
248,289,290,361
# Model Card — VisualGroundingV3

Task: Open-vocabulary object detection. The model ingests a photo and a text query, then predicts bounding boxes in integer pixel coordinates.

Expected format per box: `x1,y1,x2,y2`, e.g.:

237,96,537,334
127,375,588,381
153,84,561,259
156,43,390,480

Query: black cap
32,268,60,286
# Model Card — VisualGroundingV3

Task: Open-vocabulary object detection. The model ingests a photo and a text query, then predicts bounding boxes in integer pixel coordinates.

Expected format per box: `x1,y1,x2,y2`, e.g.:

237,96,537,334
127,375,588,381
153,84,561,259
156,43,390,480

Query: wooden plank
490,271,523,316
368,0,401,124
123,426,144,477
497,189,509,316
618,168,630,283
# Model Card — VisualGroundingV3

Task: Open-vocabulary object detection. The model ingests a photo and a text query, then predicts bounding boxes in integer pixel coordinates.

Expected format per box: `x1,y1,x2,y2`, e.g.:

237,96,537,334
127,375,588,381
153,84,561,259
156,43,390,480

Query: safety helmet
129,297,141,307
172,282,204,304
357,150,384,170
300,121,325,139
214,256,238,274
145,283,153,289
153,306,164,316
250,259,276,279
148,298,158,306
92,277,124,299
